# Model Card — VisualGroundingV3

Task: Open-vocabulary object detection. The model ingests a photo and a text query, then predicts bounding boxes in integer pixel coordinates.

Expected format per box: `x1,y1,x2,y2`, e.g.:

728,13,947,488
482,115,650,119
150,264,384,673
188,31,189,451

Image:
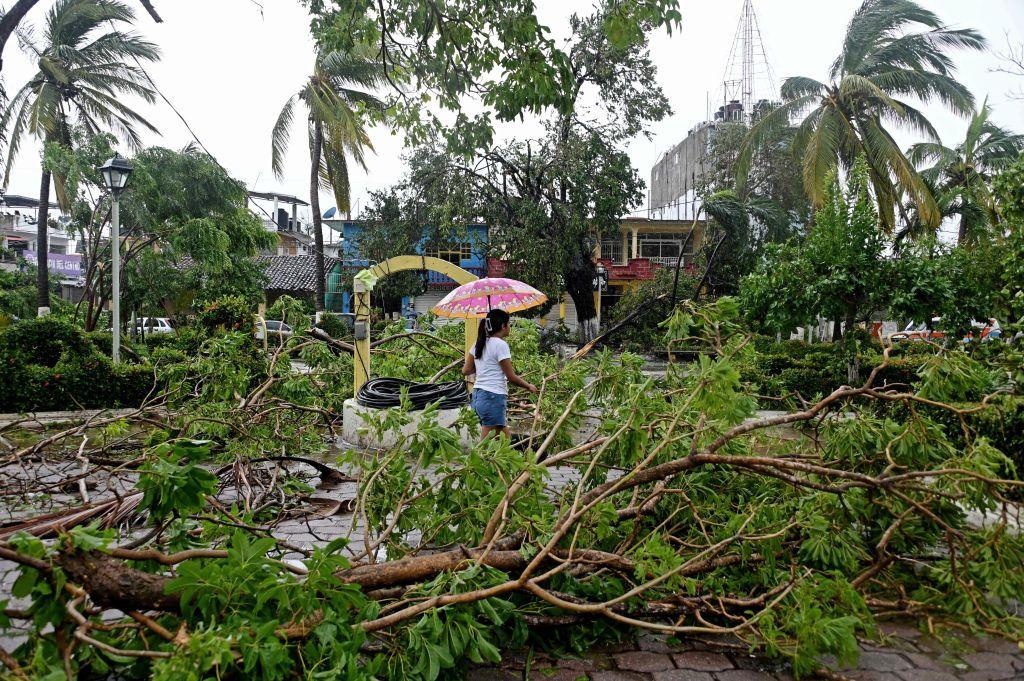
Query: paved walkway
474,624,1024,681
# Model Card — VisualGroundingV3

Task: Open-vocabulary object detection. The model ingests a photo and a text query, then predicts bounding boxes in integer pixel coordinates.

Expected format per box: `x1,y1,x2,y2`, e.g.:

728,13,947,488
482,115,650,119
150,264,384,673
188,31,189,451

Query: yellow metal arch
352,255,480,396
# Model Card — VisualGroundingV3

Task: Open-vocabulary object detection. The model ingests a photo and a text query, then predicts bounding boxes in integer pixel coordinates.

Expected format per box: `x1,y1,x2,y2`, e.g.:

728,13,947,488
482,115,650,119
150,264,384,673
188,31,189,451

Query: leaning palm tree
906,99,1024,245
0,0,159,313
739,0,984,231
271,47,386,312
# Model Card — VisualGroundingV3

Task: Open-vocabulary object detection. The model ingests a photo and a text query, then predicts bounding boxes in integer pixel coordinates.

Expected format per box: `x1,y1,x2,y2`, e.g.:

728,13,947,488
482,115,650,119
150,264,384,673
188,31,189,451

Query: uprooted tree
0,299,1022,679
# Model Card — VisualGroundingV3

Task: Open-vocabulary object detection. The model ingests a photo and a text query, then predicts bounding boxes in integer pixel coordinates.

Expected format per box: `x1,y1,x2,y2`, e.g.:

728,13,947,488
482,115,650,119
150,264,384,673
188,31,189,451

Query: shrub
0,318,156,412
169,327,209,356
0,317,94,367
315,312,351,339
266,294,312,325
607,267,700,352
84,330,114,356
150,346,189,366
738,338,948,406
197,295,254,335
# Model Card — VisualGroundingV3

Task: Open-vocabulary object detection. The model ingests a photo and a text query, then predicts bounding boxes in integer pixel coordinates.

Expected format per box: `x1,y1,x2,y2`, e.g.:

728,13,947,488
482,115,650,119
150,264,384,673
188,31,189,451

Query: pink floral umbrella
431,277,548,319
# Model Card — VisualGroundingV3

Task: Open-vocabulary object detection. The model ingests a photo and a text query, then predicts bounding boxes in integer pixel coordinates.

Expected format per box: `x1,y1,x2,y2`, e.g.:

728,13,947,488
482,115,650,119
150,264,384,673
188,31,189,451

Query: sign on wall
22,251,82,279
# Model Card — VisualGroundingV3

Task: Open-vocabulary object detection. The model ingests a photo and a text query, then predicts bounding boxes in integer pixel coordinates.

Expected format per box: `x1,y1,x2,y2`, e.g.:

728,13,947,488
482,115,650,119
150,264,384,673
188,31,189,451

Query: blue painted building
322,219,490,314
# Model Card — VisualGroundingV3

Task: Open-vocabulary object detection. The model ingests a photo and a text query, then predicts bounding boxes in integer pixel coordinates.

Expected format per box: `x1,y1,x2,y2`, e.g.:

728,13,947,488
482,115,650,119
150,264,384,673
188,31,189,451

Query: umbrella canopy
431,277,547,319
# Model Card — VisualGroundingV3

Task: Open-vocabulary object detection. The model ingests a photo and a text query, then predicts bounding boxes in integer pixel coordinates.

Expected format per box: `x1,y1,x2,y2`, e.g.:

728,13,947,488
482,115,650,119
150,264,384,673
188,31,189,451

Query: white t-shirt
473,337,512,395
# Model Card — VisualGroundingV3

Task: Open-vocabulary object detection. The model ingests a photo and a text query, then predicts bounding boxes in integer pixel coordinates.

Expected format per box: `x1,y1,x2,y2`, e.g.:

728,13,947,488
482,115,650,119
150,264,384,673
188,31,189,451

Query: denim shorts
471,389,507,427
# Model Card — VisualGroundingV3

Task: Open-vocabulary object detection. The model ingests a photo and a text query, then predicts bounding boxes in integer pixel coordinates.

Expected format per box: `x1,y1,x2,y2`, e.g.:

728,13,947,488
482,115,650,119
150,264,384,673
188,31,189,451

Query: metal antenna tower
720,0,776,126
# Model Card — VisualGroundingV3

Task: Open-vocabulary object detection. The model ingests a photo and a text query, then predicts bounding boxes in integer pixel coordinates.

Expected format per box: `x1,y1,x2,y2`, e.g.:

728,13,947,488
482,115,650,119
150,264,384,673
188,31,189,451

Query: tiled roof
257,254,341,292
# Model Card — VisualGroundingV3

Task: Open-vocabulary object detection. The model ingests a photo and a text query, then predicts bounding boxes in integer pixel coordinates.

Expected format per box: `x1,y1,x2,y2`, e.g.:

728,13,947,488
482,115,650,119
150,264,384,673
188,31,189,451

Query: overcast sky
3,0,1023,224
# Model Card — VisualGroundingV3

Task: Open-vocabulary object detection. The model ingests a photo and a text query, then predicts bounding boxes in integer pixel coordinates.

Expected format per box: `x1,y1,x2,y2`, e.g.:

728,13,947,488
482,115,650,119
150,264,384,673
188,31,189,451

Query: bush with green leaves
196,295,255,335
315,311,352,338
0,317,154,411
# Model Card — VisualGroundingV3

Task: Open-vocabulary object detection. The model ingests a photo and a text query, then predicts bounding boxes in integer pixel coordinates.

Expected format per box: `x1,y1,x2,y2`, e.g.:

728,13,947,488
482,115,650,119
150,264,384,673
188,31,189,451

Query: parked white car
256,319,293,341
134,317,175,335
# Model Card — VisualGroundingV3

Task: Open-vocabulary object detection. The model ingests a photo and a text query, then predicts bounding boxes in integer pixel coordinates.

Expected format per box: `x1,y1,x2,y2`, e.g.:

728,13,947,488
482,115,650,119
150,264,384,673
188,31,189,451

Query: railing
648,256,691,267
427,265,487,285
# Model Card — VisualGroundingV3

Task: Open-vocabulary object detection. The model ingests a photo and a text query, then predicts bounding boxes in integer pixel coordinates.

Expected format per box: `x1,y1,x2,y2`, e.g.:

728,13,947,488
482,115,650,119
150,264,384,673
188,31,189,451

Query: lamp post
99,154,133,363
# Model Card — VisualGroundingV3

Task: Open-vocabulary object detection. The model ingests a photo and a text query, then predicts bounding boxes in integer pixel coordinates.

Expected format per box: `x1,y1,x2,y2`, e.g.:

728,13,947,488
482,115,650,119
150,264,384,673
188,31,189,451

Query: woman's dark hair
474,309,510,358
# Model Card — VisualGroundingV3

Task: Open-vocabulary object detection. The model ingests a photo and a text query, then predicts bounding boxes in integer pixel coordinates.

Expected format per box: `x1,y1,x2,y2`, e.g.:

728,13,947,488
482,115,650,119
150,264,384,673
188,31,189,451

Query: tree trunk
310,119,326,312
844,313,859,384
36,168,52,314
957,215,969,247
832,319,842,341
564,258,597,343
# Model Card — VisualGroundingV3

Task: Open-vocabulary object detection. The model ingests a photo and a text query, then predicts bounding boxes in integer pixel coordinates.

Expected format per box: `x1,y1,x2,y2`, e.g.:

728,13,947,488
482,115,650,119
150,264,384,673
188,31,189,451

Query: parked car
889,317,1000,343
134,317,175,335
256,319,293,341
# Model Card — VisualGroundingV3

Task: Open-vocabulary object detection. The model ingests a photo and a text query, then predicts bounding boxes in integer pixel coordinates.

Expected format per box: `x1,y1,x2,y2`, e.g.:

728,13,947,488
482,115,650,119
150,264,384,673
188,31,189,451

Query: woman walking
462,309,538,440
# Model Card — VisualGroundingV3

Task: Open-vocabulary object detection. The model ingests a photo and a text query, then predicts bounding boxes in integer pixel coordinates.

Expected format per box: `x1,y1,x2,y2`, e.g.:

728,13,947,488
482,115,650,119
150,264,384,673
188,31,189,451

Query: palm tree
739,0,984,231
0,0,159,313
906,100,1024,245
271,47,385,312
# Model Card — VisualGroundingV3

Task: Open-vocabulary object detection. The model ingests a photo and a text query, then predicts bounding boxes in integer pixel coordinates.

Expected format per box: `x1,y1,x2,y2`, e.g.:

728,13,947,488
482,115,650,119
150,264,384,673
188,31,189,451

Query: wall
650,123,714,214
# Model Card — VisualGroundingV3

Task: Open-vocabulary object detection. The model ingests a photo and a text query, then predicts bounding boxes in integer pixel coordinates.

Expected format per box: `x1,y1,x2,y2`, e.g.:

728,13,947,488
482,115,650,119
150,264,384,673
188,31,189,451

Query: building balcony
601,257,698,281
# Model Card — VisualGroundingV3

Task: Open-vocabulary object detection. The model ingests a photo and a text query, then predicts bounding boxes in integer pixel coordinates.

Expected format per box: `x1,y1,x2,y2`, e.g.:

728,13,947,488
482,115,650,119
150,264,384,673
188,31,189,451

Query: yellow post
464,318,478,361
352,279,371,397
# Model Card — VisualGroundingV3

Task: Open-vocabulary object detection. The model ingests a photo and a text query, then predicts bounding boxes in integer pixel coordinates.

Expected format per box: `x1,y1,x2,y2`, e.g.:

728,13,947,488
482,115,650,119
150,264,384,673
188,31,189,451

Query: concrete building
0,194,83,295
649,100,747,217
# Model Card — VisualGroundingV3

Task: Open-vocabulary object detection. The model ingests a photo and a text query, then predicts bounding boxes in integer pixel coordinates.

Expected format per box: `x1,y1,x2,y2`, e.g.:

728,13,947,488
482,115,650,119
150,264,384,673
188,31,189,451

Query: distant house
248,190,326,257
257,254,347,309
320,217,489,315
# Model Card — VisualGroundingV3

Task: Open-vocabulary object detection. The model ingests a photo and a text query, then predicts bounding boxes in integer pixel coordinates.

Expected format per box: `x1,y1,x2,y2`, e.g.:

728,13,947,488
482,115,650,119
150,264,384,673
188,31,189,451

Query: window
638,232,694,265
425,242,473,265
599,234,625,265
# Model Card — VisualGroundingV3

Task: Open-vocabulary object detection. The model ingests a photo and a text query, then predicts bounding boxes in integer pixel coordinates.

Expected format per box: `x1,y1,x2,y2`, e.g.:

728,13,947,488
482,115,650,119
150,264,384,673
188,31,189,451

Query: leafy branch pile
0,301,1022,680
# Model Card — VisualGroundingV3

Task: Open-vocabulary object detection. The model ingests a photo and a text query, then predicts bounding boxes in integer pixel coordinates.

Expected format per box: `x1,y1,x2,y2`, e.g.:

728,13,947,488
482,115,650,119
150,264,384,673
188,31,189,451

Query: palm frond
737,95,816,192
0,84,37,186
859,116,938,228
802,106,844,205
271,94,298,180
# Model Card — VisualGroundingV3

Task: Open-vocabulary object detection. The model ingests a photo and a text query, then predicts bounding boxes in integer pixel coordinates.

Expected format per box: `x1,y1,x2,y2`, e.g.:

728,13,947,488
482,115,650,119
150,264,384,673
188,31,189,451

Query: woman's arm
499,359,538,393
462,352,476,377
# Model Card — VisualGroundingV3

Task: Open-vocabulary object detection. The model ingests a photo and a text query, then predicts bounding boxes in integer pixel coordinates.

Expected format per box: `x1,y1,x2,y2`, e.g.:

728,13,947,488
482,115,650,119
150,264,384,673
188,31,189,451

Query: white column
111,197,121,364
631,228,639,260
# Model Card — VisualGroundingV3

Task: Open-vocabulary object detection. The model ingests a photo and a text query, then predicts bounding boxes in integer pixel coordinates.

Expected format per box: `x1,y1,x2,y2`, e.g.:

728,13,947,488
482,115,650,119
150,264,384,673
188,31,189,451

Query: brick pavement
469,626,1024,681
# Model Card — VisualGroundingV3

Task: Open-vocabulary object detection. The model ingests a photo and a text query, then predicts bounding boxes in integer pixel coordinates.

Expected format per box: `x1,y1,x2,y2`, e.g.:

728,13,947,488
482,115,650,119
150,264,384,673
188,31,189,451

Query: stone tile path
473,625,1024,681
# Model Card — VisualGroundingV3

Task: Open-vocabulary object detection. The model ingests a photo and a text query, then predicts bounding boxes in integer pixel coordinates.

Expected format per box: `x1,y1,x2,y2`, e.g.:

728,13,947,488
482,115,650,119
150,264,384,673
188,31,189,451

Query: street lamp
99,154,132,363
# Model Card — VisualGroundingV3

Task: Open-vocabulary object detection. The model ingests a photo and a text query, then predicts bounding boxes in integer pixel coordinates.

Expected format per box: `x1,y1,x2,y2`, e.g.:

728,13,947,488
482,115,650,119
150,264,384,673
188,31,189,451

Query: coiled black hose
356,377,469,411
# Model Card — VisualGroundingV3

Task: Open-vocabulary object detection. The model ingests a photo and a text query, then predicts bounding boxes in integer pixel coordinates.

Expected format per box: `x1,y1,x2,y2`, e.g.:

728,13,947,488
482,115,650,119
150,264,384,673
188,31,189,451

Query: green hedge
739,337,936,405
0,318,153,412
